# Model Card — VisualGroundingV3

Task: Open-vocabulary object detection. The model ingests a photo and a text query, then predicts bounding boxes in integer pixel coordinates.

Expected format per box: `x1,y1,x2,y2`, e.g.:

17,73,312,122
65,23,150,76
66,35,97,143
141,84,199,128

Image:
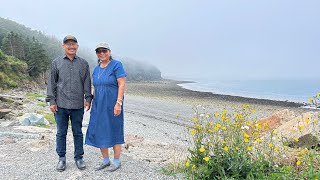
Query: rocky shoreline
127,79,305,107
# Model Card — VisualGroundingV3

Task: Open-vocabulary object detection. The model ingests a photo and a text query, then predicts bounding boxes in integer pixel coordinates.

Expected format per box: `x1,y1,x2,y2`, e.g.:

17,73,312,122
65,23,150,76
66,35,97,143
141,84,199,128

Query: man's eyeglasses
96,49,109,54
64,43,77,47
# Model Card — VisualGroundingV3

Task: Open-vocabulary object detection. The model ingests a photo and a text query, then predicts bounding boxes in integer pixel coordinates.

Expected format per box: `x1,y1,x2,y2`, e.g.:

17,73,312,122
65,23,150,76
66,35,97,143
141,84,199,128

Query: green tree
1,31,25,59
26,37,50,77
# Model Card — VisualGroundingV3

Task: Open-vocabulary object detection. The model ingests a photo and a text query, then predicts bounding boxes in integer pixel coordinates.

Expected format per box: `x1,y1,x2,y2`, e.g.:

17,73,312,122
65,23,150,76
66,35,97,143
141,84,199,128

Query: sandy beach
0,80,315,179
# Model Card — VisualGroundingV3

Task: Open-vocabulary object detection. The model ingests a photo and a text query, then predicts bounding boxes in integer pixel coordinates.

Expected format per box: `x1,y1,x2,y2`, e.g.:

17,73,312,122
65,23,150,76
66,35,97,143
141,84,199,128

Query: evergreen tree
1,31,25,59
26,37,50,77
0,32,4,48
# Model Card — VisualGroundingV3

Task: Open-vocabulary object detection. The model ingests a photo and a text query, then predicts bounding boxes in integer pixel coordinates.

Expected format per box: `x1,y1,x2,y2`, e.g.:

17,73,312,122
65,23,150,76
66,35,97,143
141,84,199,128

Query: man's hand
85,101,91,111
50,105,58,113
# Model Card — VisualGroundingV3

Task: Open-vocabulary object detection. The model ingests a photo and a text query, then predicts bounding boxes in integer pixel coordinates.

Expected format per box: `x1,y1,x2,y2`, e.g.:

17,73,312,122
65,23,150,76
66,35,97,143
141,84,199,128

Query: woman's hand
114,103,122,116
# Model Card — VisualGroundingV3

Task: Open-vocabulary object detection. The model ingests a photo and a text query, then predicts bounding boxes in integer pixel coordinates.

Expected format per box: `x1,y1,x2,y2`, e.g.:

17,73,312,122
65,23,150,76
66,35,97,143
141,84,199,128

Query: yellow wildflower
208,129,214,133
247,146,251,151
186,161,190,167
192,165,196,169
246,120,251,125
263,123,268,127
244,138,249,143
214,112,219,117
274,147,279,151
298,125,303,131
296,160,301,166
255,138,262,143
207,122,213,127
305,119,310,124
256,124,262,129
199,147,205,153
190,129,195,136
251,109,256,113
317,92,320,97
222,127,227,131
243,133,250,138
176,113,179,117
269,143,273,148
214,123,221,130
235,114,243,120
223,146,229,151
294,137,299,142
203,156,210,162
308,97,313,103
283,145,288,149
235,147,240,151
193,117,199,121
314,120,318,124
194,124,201,130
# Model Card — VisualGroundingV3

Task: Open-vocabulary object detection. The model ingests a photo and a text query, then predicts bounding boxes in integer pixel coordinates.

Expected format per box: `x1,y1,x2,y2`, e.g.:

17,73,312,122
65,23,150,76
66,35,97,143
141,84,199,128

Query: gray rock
36,97,46,102
3,138,16,144
0,121,15,127
0,109,12,119
0,132,40,139
0,94,24,101
18,113,49,126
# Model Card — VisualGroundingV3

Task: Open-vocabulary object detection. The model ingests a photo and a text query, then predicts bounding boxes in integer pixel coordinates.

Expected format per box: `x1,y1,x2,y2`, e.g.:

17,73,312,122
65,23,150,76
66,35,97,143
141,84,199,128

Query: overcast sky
0,0,319,80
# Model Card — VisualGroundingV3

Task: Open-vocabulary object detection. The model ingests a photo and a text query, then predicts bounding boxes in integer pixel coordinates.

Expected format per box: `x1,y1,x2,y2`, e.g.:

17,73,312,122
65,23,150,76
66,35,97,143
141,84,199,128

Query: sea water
177,79,320,103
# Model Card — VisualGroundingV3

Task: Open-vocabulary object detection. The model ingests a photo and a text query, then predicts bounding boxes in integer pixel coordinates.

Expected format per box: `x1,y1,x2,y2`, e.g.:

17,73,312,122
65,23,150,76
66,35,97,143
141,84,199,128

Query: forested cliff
0,17,162,89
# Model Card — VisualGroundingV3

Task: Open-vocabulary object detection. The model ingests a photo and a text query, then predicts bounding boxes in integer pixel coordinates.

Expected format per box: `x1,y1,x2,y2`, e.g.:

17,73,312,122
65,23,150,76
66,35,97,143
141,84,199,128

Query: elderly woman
85,42,126,172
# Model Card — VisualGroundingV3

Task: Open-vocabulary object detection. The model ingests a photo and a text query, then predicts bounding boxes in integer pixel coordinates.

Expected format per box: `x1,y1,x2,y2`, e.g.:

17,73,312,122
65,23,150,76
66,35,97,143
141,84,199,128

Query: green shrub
44,113,55,125
183,104,320,179
27,92,46,100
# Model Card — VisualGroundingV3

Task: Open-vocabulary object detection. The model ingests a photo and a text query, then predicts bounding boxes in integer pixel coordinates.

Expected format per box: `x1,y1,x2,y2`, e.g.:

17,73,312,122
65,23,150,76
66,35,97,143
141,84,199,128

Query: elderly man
46,35,92,172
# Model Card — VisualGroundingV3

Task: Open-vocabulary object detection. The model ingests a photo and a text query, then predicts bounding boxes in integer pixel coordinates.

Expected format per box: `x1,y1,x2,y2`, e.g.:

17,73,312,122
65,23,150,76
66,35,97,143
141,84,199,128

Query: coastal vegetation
0,50,28,88
182,104,320,179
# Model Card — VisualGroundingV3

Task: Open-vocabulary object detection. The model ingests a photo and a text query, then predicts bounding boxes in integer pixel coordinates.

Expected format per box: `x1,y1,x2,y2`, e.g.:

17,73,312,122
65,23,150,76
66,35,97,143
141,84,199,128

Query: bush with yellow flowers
309,92,320,108
183,104,320,179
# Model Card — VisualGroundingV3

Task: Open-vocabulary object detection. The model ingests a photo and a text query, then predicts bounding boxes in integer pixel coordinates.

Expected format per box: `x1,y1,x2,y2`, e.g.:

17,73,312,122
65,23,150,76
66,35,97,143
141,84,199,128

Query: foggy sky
0,0,319,80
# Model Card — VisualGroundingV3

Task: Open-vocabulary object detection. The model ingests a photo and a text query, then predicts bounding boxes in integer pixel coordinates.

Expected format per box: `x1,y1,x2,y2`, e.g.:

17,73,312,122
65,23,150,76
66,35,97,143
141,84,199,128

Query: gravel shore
0,80,314,179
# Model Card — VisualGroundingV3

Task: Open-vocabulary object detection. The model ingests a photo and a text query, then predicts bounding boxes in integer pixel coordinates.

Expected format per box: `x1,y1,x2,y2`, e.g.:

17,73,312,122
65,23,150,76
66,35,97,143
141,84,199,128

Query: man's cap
95,42,110,50
63,35,77,43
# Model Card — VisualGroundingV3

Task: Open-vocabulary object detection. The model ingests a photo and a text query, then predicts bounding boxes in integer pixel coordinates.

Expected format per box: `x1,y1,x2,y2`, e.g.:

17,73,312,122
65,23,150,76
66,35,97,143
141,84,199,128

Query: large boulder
256,109,296,132
18,113,49,126
262,111,320,148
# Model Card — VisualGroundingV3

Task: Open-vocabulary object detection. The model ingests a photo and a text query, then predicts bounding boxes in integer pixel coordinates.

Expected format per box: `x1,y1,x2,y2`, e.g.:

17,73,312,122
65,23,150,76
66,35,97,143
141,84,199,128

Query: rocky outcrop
260,110,320,148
